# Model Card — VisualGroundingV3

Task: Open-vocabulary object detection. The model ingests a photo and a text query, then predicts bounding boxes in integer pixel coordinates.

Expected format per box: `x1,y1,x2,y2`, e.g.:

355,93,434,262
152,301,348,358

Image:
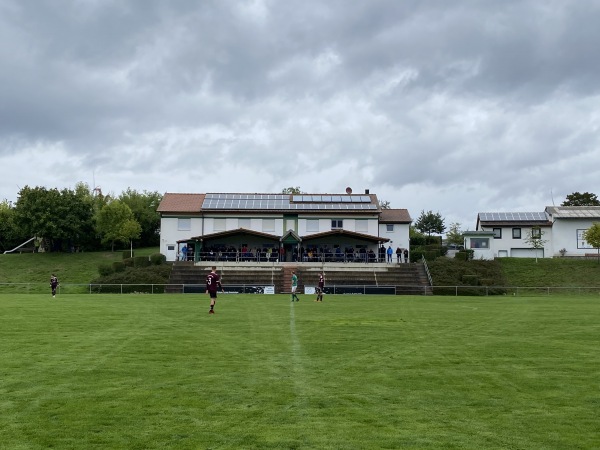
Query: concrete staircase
167,263,284,294
168,262,431,295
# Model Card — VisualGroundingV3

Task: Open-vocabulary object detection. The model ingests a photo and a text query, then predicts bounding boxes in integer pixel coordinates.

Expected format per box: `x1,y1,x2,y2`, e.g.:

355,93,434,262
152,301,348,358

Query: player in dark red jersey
206,266,223,314
50,274,59,298
315,272,324,302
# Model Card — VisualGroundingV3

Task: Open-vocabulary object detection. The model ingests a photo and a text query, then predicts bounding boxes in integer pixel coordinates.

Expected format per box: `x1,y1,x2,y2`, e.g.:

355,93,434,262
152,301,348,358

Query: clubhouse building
157,191,412,263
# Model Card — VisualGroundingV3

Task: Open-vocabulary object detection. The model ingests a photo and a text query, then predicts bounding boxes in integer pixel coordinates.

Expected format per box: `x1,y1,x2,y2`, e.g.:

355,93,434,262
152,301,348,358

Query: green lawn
0,248,160,285
1,294,598,449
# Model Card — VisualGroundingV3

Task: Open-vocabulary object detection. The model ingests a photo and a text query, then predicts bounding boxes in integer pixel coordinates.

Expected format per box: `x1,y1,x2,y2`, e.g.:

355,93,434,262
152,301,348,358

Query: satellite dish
345,187,352,194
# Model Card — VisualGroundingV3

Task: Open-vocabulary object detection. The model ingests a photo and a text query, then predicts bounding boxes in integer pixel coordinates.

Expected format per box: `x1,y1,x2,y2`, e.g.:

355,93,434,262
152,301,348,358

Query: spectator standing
181,245,188,261
387,245,393,263
396,247,402,263
403,248,409,263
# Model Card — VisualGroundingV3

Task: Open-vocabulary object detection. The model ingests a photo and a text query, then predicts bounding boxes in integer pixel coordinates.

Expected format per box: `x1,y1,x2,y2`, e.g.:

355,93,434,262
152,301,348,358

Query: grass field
0,248,160,285
1,293,598,449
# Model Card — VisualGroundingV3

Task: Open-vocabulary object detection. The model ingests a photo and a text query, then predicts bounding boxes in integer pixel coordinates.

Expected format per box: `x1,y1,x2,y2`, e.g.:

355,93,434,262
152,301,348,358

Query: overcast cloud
1,0,599,230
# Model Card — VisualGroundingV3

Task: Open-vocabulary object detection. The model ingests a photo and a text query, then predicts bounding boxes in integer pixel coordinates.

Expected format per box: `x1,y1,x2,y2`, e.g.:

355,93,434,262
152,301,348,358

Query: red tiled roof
157,193,205,213
379,209,412,223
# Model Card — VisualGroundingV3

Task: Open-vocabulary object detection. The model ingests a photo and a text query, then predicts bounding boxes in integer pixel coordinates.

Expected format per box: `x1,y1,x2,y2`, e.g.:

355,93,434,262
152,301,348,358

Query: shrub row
98,253,167,277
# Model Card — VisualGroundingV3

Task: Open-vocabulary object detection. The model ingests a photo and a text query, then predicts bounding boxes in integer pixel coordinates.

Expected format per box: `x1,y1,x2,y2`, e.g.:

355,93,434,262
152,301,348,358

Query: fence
1,283,600,296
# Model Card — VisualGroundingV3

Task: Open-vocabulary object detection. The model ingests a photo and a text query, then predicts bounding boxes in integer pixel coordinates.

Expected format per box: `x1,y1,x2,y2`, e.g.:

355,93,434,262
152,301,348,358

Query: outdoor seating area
178,244,410,263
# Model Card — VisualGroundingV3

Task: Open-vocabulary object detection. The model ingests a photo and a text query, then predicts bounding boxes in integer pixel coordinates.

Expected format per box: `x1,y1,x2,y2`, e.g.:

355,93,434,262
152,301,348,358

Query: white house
545,206,600,257
157,191,412,262
473,207,600,259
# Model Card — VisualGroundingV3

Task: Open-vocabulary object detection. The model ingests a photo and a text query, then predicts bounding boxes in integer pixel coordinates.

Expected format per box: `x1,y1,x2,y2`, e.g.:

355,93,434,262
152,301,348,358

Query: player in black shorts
315,272,324,302
206,266,224,314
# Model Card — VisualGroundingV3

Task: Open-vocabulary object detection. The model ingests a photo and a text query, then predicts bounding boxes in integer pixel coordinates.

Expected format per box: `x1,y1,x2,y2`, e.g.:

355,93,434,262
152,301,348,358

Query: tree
583,223,600,263
524,227,548,263
122,219,143,257
0,200,28,252
378,200,391,210
282,187,303,194
119,188,162,247
95,200,141,251
445,222,464,248
13,185,96,251
414,210,446,236
562,192,600,206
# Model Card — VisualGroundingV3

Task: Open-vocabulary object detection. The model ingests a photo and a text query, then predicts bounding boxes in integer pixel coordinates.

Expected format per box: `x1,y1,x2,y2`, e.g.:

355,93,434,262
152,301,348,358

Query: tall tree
583,223,600,263
414,210,446,236
95,200,141,251
445,222,464,248
119,188,162,247
562,192,600,206
524,227,548,263
13,186,95,251
0,200,27,252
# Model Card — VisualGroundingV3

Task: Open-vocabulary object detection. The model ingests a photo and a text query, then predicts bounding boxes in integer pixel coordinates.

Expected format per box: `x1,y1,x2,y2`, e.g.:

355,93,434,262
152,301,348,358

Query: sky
1,0,599,231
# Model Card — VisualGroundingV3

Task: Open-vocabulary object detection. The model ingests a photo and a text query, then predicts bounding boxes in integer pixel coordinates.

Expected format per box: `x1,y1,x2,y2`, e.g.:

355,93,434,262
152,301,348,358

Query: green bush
462,274,479,286
410,236,442,246
411,249,441,262
150,253,166,265
98,263,114,277
90,264,173,291
123,257,134,267
112,261,126,273
134,256,151,267
455,250,474,261
122,250,134,259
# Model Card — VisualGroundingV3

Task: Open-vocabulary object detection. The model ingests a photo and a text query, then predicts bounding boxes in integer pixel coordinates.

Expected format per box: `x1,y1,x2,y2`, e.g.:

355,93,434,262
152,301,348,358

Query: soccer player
291,270,300,302
50,274,59,298
315,272,324,302
206,266,223,314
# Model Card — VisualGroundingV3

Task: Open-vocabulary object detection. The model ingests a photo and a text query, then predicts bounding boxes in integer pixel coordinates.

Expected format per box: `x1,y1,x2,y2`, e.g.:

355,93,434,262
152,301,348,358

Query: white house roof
545,206,600,219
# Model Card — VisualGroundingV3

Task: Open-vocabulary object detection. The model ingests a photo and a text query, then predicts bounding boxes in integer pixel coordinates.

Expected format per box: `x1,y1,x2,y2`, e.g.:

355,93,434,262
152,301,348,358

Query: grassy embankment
428,256,600,289
0,248,161,292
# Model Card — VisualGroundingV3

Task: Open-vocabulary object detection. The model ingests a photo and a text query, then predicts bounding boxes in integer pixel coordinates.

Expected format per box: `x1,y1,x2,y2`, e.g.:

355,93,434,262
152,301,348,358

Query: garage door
511,248,544,258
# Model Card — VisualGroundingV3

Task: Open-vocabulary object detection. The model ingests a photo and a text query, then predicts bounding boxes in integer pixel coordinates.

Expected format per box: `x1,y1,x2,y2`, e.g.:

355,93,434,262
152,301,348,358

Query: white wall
478,225,553,259
159,216,204,259
378,223,410,250
551,219,597,256
296,215,379,236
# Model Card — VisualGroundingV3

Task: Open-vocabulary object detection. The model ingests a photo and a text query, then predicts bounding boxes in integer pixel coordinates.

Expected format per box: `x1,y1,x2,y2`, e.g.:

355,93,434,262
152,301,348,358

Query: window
262,219,275,232
492,228,502,239
386,224,394,232
512,228,521,239
306,219,319,232
531,227,541,238
470,238,489,249
214,218,226,231
238,218,251,229
356,220,368,233
331,219,343,230
167,245,175,251
178,218,191,231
